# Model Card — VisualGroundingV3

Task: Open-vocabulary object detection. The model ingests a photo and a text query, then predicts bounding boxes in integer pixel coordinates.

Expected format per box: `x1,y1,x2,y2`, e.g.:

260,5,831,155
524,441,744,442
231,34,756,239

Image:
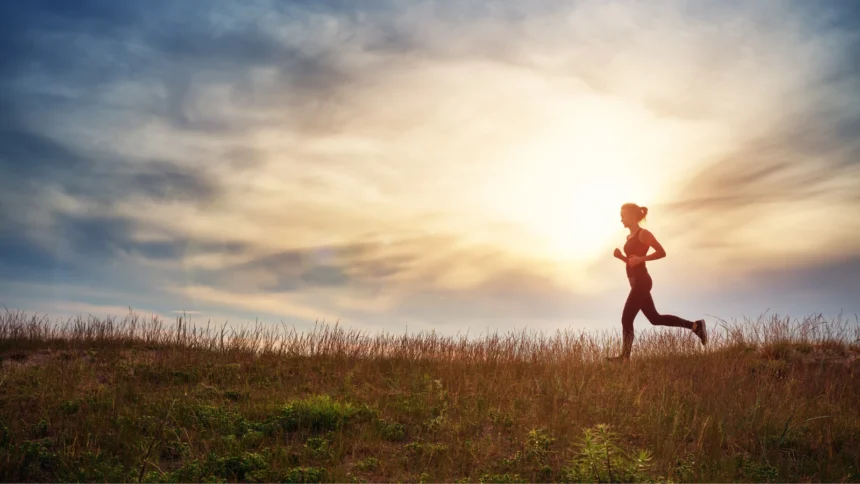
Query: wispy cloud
2,0,859,331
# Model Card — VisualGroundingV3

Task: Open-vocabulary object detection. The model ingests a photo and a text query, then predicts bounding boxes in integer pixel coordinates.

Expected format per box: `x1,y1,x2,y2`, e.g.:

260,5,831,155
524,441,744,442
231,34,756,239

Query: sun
476,114,658,265
506,170,653,265
536,180,647,262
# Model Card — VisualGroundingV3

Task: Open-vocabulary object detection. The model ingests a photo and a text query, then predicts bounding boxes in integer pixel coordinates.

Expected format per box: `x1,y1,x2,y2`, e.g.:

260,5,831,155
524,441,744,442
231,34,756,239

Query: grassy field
1,310,858,483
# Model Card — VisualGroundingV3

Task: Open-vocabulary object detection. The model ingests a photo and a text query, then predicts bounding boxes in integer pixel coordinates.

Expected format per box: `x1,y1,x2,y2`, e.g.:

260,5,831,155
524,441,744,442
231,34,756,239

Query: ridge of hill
1,311,858,482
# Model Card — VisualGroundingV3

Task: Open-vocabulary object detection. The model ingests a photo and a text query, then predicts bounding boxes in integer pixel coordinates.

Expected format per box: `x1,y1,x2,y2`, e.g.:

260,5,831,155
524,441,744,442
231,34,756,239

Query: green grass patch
262,395,374,434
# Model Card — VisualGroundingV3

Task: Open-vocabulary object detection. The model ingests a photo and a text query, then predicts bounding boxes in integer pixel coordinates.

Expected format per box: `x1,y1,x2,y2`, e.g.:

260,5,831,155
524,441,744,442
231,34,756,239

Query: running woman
609,203,707,361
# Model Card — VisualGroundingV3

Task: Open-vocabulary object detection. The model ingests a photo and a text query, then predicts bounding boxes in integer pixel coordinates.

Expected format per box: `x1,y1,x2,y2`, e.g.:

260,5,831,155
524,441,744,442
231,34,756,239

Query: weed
561,424,654,483
405,441,448,456
303,437,331,459
525,428,555,461
479,472,527,483
490,410,515,429
355,457,379,471
62,450,131,482
424,414,446,434
280,466,325,483
187,404,254,437
739,456,779,482
499,451,522,470
242,430,265,448
377,419,406,441
671,454,697,482
60,399,82,415
30,418,49,439
209,451,269,481
263,395,370,434
19,438,60,479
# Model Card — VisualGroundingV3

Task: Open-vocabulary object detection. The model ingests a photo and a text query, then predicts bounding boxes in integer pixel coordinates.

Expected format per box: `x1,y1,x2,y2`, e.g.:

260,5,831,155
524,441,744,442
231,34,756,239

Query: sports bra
623,228,649,277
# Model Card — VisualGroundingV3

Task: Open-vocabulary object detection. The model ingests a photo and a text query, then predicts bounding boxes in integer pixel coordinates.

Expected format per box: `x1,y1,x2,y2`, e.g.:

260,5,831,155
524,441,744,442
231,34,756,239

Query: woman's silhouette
610,203,707,361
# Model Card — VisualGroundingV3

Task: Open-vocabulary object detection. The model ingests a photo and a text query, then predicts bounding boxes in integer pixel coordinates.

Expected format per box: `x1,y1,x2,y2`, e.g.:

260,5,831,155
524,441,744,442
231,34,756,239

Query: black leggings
622,273,694,340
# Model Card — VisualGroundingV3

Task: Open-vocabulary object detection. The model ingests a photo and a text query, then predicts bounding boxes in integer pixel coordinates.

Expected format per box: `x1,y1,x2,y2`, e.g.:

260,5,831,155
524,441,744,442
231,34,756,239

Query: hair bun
641,206,649,217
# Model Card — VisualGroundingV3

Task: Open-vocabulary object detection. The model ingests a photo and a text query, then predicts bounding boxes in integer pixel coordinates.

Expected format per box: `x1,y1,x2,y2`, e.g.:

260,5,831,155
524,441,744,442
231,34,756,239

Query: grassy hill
1,310,858,482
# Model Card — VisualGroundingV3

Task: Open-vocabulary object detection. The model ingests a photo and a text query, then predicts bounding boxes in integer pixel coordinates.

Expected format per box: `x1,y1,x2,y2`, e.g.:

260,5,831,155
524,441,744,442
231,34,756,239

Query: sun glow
475,96,660,265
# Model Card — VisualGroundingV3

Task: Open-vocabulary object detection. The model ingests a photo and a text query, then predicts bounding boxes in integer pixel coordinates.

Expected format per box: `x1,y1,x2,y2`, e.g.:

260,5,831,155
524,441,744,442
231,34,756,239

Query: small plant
159,437,190,460
499,451,522,470
207,451,269,482
561,424,653,483
348,472,369,483
739,456,778,482
490,410,515,429
424,414,446,433
525,428,555,461
405,441,448,456
20,438,59,478
62,450,130,482
31,418,49,438
377,419,406,441
280,466,325,483
242,430,264,448
479,472,526,483
60,399,82,415
263,395,370,434
189,404,254,437
671,454,697,482
304,437,331,459
355,457,379,471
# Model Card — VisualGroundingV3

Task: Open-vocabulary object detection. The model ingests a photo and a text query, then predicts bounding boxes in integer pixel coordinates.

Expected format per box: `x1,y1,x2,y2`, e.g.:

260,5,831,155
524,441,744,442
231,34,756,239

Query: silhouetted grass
0,309,858,482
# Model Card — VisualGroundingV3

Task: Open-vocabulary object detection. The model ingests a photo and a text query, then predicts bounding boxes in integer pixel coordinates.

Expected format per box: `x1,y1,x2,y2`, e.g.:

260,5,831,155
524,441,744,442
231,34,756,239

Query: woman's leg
619,281,648,358
639,291,695,329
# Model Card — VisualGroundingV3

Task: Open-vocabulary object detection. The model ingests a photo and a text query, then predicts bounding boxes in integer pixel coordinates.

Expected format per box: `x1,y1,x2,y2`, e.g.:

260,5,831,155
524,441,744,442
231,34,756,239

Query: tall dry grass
0,309,858,482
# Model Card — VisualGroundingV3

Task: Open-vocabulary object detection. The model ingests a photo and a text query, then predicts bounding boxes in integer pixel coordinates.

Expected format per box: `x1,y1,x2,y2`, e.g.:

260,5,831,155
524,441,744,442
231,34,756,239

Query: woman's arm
640,229,666,261
614,248,628,263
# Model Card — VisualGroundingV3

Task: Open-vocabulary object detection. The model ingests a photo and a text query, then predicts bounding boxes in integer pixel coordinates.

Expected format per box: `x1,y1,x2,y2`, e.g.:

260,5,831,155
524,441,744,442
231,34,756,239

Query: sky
1,0,859,336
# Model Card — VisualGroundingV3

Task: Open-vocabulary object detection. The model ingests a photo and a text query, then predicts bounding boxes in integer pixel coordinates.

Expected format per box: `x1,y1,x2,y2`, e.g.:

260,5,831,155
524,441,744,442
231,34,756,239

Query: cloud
0,233,74,281
172,284,344,325
659,21,860,268
1,0,859,331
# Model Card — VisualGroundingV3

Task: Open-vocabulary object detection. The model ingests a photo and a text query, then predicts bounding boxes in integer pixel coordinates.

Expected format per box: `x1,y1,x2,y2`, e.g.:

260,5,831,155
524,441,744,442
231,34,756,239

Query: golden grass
0,310,858,482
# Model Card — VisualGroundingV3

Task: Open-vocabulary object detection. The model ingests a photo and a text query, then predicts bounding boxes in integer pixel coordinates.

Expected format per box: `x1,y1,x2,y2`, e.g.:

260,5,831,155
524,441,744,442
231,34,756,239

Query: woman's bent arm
640,229,666,261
